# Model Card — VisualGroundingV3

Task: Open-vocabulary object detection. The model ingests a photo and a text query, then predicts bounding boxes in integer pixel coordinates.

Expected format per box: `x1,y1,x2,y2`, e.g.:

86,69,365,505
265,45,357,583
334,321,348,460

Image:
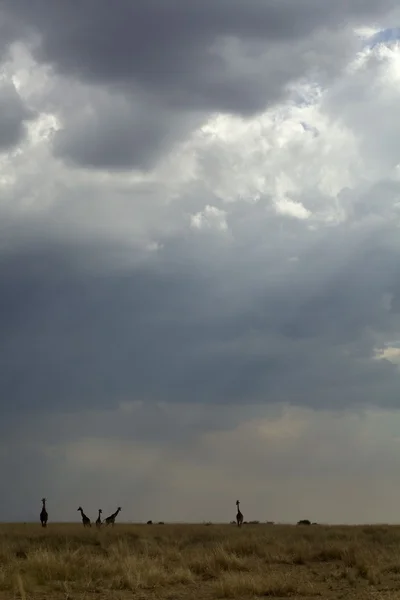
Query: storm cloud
0,80,34,149
1,214,400,417
0,0,397,170
0,2,400,522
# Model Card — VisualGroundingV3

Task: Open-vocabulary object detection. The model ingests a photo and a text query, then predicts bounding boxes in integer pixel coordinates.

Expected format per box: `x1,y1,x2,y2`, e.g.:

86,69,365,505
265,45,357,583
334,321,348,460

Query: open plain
2,523,400,599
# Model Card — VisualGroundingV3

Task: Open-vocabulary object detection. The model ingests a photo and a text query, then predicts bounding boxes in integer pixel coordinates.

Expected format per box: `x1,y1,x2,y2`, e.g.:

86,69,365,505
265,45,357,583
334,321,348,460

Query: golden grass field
2,522,400,599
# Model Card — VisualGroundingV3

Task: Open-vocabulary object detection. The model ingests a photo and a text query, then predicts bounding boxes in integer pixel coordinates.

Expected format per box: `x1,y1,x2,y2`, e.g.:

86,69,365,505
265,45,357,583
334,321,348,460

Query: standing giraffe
40,498,48,528
236,500,243,527
77,506,91,527
104,507,121,526
96,509,102,528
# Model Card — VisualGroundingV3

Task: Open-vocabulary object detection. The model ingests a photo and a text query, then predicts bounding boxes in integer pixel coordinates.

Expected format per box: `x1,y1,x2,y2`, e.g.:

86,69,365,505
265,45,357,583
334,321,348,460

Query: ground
2,523,400,599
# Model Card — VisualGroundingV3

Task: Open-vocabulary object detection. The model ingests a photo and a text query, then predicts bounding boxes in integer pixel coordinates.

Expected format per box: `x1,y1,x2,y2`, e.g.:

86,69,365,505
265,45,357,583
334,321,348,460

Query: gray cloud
1,0,397,169
1,199,400,420
52,89,204,170
5,1,396,90
0,81,34,149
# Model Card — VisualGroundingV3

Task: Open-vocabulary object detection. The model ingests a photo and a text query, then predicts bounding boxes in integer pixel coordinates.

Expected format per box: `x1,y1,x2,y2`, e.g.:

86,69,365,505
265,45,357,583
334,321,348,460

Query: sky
2,1,400,524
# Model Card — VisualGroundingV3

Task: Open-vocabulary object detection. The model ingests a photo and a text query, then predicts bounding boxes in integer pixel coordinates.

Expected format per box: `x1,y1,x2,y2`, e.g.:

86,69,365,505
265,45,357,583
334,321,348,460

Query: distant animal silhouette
104,507,121,526
77,506,91,527
96,509,102,528
40,498,48,528
236,500,243,527
297,519,311,526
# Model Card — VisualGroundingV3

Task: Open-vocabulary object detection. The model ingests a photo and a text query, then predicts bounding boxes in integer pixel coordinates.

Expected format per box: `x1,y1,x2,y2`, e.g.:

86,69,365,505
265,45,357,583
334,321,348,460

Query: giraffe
77,506,91,527
104,507,121,526
236,500,243,527
96,509,102,528
40,498,48,528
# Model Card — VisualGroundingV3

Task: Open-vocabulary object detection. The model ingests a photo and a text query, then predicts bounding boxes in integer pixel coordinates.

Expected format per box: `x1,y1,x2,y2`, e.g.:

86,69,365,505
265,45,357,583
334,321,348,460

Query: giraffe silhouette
236,500,243,527
40,498,48,528
77,506,91,527
104,507,121,526
96,509,102,528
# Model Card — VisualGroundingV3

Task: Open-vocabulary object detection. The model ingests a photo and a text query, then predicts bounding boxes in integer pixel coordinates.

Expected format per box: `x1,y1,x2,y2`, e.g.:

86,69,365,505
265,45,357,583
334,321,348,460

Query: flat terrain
2,523,400,599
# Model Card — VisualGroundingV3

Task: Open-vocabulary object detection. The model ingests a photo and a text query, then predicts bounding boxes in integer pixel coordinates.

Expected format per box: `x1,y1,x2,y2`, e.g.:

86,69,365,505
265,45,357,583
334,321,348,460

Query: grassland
2,523,400,599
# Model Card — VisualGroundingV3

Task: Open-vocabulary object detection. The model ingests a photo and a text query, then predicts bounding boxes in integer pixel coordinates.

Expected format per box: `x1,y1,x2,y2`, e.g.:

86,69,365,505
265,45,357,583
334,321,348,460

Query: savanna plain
2,523,400,599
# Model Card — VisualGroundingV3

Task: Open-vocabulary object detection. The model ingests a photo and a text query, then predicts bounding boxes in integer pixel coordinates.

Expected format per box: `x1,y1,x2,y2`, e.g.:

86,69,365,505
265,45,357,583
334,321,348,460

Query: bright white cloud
190,205,229,231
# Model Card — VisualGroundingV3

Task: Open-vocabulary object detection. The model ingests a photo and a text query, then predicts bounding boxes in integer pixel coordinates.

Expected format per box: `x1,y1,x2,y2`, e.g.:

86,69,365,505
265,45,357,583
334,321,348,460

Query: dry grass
2,523,400,598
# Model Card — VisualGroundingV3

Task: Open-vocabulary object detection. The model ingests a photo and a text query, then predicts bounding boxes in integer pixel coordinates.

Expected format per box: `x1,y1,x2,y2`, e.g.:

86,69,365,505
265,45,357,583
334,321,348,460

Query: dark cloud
52,90,204,170
2,0,397,169
1,207,400,420
0,8,26,58
5,1,397,90
0,81,34,149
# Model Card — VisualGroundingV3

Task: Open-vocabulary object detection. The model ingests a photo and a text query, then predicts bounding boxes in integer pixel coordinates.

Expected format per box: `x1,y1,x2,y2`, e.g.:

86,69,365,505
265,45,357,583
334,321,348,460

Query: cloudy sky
2,1,400,524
